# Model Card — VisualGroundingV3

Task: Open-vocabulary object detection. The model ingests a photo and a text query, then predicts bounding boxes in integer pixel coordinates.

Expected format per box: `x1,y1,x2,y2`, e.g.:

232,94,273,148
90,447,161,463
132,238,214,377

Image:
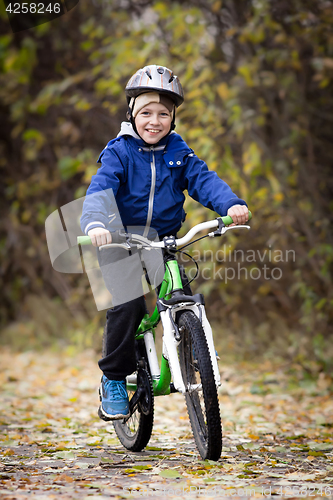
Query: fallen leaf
159,469,182,479
54,473,74,482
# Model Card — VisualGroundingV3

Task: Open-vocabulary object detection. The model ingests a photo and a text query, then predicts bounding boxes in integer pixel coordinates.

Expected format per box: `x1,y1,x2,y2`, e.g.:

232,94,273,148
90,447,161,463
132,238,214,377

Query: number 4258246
6,3,61,14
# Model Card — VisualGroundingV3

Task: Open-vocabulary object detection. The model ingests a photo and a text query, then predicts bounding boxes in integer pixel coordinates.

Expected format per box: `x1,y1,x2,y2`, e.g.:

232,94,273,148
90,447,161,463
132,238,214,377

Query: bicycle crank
128,368,154,416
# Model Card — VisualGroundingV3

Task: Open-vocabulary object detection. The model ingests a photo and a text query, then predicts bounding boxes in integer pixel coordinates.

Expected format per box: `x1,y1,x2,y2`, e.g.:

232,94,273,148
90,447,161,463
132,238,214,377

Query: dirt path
0,349,332,499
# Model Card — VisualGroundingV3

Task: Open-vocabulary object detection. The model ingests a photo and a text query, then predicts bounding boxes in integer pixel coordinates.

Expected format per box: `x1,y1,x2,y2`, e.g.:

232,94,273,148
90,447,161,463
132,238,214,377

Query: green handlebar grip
221,210,252,226
77,235,92,245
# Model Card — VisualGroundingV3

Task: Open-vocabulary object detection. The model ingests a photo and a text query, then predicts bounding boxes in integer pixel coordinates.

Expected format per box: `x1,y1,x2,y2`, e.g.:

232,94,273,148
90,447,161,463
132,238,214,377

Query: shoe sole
98,386,130,421
98,405,130,421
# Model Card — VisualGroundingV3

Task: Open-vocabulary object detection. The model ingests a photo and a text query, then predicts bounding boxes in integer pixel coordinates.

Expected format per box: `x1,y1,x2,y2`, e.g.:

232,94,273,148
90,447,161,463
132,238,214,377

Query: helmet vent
145,69,152,79
157,67,164,74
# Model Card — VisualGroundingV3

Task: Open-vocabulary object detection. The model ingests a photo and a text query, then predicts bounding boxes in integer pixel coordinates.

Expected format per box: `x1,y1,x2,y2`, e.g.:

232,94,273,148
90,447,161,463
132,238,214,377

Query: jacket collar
114,122,193,166
117,122,174,149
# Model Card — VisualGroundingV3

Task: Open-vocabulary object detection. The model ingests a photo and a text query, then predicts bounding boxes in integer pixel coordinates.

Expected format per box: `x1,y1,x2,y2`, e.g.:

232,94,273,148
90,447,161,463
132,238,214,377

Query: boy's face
135,102,173,144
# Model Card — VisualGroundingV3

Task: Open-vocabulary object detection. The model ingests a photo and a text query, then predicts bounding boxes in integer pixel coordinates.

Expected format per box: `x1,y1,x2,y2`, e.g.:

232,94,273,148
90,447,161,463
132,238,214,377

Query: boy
80,64,249,420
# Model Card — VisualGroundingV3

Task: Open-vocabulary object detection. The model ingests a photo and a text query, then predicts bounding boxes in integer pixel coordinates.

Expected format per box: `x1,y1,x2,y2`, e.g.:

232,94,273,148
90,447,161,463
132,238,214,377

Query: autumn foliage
0,1,332,367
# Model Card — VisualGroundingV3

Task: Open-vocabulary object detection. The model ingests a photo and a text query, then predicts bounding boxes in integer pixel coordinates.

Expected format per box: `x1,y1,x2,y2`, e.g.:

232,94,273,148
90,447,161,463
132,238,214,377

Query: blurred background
0,0,332,373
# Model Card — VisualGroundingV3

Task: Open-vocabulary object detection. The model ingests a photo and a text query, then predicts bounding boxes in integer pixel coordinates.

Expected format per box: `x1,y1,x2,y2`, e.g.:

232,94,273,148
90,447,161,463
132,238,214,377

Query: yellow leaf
267,173,281,193
258,284,271,296
319,78,330,88
216,62,230,72
248,434,260,440
254,187,268,200
3,449,15,456
238,65,254,87
217,82,230,100
273,193,284,202
212,1,222,13
54,474,74,483
242,142,262,174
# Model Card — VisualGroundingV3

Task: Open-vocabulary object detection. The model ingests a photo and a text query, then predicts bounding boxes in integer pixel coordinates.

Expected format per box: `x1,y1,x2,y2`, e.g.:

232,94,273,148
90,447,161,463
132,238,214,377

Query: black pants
98,247,191,380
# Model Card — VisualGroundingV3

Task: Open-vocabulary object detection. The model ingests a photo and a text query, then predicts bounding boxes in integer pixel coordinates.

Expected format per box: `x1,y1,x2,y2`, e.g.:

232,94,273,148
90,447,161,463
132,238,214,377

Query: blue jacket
80,123,247,237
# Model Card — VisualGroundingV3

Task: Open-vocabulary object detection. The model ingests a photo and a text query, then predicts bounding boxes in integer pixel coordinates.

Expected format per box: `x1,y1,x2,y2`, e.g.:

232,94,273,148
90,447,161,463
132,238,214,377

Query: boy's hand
87,227,112,247
227,205,249,226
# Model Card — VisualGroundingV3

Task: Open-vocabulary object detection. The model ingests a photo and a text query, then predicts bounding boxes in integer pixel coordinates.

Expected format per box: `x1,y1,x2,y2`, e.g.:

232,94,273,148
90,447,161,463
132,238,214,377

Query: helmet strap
170,107,176,130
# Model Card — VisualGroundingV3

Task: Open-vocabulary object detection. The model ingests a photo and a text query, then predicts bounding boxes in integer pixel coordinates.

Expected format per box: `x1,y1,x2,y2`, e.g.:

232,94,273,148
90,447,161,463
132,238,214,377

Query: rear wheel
102,325,154,451
177,311,222,460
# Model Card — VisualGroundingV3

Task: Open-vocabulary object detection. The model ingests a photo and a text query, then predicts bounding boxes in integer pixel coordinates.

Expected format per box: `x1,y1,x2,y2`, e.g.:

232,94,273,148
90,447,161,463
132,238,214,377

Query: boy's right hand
87,227,112,247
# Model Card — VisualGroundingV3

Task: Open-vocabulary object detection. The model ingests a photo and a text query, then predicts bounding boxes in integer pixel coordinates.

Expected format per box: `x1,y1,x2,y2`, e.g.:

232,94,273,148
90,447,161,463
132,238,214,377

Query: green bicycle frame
131,258,183,397
76,213,252,397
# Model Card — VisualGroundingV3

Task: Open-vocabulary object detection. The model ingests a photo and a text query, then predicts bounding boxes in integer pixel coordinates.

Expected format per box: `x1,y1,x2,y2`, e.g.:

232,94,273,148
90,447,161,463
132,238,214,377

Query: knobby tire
177,311,222,460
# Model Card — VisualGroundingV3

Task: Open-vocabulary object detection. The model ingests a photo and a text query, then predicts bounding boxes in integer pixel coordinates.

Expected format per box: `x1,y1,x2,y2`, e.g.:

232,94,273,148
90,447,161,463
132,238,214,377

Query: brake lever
208,224,251,237
98,242,132,251
130,234,159,251
99,234,158,252
99,229,134,251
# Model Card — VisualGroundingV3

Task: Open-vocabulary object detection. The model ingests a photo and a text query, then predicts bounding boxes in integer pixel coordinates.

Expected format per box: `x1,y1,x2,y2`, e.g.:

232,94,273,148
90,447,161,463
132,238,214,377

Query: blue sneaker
98,375,130,421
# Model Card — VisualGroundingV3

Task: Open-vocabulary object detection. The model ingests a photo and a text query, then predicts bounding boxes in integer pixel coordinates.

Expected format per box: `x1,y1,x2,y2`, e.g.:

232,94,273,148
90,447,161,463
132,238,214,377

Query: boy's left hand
227,205,249,226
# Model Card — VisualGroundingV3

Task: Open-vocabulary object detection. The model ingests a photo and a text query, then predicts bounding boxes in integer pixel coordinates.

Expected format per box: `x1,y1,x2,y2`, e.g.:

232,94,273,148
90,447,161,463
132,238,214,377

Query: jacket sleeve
183,153,247,216
80,145,126,235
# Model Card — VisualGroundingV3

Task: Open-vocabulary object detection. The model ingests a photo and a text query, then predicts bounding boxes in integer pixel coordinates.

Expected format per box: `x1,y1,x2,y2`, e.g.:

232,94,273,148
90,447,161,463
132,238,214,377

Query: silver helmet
125,65,184,107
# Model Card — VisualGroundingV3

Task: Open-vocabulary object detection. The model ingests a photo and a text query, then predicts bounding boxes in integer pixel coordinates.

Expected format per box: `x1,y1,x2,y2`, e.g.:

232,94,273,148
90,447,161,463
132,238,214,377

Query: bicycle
78,213,251,461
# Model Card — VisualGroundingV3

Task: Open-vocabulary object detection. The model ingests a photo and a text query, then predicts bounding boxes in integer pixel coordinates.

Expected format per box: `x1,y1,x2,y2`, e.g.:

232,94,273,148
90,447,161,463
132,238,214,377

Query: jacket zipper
143,147,156,238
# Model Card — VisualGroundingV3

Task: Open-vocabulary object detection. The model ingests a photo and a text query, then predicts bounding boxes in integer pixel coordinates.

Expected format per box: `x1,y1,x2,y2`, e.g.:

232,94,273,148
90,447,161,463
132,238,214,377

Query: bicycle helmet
125,65,184,107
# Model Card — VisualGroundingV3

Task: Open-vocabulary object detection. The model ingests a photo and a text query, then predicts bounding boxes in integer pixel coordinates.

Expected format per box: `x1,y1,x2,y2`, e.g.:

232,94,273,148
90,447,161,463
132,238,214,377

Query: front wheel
177,311,222,460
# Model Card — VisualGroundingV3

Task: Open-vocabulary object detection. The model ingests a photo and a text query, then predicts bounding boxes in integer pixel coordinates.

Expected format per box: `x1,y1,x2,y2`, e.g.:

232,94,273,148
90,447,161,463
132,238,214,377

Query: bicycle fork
158,301,221,394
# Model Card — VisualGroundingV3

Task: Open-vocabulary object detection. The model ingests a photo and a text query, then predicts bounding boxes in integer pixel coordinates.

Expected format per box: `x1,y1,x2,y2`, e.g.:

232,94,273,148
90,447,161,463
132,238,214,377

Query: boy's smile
135,102,173,144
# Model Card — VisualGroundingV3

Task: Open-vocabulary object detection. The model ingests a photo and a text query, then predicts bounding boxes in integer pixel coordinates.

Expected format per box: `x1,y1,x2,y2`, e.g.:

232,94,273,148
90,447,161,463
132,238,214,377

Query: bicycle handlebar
77,211,252,248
